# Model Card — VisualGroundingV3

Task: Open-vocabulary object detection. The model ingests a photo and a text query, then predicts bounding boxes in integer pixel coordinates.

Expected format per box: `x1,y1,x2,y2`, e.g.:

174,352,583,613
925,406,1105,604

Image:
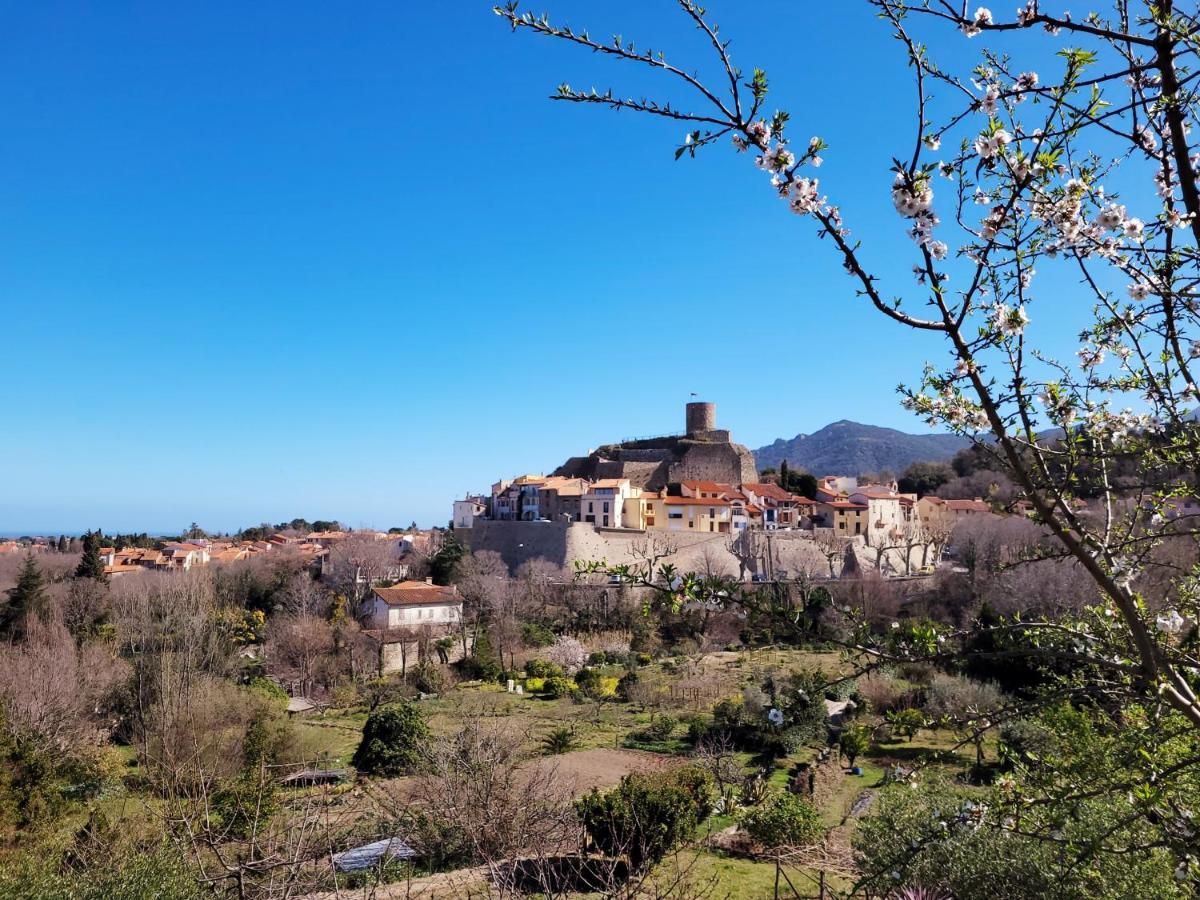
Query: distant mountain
753,420,970,477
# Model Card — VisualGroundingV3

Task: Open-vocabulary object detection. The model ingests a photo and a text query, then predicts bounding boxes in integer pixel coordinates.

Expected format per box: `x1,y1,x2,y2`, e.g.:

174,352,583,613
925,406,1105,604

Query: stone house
365,580,466,676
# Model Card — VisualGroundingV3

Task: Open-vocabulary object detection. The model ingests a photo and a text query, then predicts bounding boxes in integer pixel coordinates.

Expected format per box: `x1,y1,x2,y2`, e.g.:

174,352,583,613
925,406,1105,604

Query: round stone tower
686,401,717,436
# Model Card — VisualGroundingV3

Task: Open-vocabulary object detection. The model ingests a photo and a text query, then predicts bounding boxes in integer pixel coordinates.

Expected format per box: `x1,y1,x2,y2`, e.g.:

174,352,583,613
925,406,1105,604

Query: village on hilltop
453,403,997,579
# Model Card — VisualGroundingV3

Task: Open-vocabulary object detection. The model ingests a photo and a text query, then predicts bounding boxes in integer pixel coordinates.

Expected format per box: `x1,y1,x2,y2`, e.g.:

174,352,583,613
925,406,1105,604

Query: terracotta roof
664,496,731,506
103,563,144,575
681,480,739,494
588,479,630,489
944,499,991,512
745,483,799,502
855,489,903,500
823,500,868,510
372,581,460,607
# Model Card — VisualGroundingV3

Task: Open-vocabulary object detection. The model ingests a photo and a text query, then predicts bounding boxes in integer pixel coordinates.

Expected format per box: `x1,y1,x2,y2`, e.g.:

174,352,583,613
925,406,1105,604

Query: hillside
753,420,969,476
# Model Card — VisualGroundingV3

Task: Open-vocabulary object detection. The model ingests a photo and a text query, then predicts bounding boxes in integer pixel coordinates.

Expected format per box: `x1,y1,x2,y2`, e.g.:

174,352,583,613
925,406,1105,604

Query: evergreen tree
75,530,107,581
2,555,47,639
779,459,790,487
56,535,67,553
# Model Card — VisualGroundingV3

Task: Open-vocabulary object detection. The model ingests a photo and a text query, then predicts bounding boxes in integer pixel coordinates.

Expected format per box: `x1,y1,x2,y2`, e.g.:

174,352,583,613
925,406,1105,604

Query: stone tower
686,401,717,436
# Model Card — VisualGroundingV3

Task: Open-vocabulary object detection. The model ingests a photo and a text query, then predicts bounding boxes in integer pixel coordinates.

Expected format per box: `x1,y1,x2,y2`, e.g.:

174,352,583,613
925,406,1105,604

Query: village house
579,478,633,528
452,496,488,529
918,496,992,529
537,477,589,523
742,482,815,529
365,579,466,675
817,498,869,536
847,485,918,544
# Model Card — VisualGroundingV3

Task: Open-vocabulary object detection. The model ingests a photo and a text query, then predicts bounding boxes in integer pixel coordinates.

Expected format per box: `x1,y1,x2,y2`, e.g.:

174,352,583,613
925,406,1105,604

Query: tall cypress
75,530,107,581
2,554,47,638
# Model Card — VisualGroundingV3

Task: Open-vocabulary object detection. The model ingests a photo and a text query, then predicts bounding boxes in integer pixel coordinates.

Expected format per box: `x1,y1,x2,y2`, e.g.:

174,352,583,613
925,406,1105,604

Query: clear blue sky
1,2,1080,533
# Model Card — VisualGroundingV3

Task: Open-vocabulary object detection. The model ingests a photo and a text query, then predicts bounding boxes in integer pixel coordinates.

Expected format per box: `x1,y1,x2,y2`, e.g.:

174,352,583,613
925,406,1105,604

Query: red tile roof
744,483,797,502
680,480,739,494
372,581,460,607
664,496,731,506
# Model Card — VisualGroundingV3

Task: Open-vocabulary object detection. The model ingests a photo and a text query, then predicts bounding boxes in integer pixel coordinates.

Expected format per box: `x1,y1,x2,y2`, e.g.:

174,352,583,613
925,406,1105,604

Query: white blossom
1156,610,1185,635
974,129,1013,159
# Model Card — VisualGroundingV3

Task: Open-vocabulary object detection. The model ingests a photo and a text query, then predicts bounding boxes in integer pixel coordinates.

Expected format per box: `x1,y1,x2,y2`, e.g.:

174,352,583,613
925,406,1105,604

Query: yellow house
818,499,869,536
622,493,731,533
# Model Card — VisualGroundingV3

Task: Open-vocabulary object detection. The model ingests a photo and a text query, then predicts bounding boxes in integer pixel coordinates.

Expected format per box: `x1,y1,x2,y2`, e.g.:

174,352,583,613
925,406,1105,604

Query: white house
579,478,633,528
368,580,462,631
452,496,488,529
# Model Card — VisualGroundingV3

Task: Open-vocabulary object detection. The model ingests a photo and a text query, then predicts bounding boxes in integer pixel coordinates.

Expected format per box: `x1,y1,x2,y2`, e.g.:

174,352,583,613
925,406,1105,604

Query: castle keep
552,402,757,491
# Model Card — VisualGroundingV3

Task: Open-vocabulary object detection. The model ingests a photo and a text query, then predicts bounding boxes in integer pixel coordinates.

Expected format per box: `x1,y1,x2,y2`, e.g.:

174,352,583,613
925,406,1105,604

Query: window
603,501,609,513
646,517,655,526
588,502,593,513
668,511,683,519
602,515,609,527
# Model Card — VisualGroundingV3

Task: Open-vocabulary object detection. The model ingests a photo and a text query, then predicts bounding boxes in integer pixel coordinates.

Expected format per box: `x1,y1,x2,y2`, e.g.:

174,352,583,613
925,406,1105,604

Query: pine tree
779,460,790,490
75,530,107,581
2,554,47,639
56,535,68,553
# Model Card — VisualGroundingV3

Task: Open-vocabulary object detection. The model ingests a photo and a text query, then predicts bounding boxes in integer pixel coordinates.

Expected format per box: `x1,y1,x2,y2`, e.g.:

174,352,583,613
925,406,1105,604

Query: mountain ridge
753,419,969,476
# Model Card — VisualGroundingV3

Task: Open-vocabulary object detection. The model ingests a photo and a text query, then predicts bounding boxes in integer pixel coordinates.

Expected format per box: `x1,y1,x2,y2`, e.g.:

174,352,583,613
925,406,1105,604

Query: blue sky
1,2,1088,533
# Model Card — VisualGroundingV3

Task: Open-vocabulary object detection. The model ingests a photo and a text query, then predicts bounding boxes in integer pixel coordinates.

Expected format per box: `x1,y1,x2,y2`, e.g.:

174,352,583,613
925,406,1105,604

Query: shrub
576,766,714,870
616,668,639,701
352,702,430,776
412,661,448,695
856,673,907,714
741,791,824,850
524,676,546,693
642,715,677,742
542,676,573,699
541,726,577,755
575,667,605,698
521,622,556,648
458,629,503,682
525,658,564,679
246,677,289,710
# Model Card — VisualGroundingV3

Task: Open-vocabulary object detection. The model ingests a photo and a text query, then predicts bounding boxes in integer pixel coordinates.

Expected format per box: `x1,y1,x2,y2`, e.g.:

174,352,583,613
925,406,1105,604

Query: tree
897,461,953,497
576,766,713,871
498,0,1200,720
501,0,1200,883
428,532,466,585
352,701,430,776
74,531,106,581
839,725,870,768
2,555,47,639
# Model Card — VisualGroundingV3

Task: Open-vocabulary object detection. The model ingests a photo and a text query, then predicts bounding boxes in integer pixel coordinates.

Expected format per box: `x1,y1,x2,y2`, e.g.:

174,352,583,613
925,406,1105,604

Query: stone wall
461,520,848,579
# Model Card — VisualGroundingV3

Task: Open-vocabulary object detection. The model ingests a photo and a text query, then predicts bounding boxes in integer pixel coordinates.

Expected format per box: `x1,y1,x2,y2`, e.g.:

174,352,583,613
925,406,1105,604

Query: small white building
368,580,462,631
579,478,633,529
452,496,488,529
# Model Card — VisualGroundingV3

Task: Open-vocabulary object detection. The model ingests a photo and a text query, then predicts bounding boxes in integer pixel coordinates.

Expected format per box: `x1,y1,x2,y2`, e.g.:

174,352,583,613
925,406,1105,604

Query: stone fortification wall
665,439,757,487
461,521,848,579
